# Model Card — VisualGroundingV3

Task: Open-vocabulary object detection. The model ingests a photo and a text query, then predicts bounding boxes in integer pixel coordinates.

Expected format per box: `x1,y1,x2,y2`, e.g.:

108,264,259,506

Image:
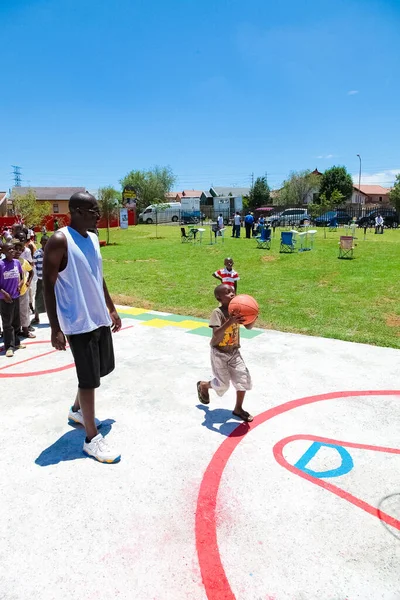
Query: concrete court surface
1,306,400,600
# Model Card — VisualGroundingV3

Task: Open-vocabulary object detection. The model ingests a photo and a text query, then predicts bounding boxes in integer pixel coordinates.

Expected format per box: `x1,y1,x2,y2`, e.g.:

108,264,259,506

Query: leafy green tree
248,175,270,209
98,186,121,244
120,166,176,212
319,166,353,203
12,188,52,227
389,174,400,214
276,170,321,206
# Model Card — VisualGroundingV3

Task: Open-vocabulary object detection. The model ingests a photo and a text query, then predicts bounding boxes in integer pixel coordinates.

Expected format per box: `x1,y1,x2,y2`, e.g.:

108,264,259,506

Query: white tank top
55,226,112,335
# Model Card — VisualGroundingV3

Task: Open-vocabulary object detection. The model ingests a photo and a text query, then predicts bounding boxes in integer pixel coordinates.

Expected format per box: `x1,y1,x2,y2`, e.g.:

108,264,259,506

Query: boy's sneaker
5,348,14,358
16,344,26,350
83,434,121,463
68,407,102,428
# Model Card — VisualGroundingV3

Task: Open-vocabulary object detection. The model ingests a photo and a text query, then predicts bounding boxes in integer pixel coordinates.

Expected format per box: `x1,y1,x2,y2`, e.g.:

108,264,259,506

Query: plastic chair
256,227,271,249
280,231,296,253
338,236,354,259
307,229,317,249
180,227,195,243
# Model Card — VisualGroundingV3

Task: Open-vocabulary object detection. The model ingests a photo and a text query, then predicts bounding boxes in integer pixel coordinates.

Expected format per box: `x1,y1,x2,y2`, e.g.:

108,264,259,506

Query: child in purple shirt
0,243,25,357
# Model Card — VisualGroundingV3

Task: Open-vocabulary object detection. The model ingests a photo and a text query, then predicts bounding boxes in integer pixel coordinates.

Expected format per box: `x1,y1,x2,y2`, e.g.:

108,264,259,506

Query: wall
351,191,367,204
0,208,136,232
366,194,390,205
46,200,69,214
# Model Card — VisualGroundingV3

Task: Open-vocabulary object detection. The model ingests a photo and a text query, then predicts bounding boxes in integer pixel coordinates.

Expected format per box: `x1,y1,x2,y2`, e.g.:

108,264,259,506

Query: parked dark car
356,209,399,228
314,210,352,226
268,208,309,227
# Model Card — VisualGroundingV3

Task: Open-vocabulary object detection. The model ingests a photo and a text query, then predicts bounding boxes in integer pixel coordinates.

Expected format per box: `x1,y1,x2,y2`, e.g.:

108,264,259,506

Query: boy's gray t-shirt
209,307,240,352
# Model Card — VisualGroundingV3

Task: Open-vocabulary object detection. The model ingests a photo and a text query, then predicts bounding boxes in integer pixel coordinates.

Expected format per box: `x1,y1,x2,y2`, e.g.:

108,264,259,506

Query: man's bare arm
103,278,121,332
43,232,67,349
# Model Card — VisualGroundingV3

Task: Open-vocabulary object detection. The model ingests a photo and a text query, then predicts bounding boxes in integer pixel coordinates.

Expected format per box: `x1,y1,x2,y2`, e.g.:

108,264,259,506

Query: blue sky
0,0,399,193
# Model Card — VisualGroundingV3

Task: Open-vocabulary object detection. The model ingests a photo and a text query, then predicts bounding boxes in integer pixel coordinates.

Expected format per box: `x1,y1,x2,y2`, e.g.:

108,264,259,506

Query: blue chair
256,227,271,249
280,231,296,253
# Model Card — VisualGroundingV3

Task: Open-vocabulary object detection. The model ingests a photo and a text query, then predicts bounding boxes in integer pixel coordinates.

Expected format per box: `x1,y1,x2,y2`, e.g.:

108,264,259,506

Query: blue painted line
295,442,354,479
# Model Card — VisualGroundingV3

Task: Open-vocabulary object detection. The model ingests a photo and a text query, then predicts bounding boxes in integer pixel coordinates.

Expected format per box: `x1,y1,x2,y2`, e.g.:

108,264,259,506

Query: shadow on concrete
377,493,400,540
197,405,250,437
35,419,115,466
30,322,50,330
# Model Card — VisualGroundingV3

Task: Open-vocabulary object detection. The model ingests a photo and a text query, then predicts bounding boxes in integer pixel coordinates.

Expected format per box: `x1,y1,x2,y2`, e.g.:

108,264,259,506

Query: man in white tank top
43,192,122,463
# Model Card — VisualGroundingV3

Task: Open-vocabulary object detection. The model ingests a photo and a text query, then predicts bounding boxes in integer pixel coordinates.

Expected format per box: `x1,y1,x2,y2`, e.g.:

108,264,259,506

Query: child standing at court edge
197,283,255,422
212,257,239,292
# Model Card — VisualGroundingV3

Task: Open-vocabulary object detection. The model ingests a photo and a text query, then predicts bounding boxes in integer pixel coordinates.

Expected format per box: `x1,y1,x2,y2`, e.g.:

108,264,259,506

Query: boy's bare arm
211,314,244,345
212,272,221,281
244,321,255,330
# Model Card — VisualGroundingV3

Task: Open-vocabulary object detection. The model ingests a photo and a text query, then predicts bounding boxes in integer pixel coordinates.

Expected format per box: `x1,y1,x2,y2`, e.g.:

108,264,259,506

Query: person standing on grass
196,284,255,422
32,235,49,325
14,242,35,339
244,212,254,239
212,257,239,293
0,243,26,358
375,214,384,234
217,213,224,231
233,212,241,238
43,191,122,464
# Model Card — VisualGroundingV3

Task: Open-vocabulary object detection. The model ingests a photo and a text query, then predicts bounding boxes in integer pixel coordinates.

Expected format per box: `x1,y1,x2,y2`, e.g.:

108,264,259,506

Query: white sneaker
68,407,102,428
68,407,85,426
83,434,121,463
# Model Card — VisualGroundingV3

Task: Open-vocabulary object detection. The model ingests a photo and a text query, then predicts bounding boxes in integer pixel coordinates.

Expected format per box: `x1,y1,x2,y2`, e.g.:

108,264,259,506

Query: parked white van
139,202,181,224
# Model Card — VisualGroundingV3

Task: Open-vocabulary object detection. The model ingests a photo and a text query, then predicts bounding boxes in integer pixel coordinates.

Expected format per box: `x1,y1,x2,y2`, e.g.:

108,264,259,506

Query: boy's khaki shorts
210,347,252,397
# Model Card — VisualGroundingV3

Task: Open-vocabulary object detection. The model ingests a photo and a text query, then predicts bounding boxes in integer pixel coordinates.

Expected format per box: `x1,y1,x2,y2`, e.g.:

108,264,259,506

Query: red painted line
0,325,134,378
0,363,76,378
273,434,400,531
0,346,66,371
276,433,400,456
195,390,400,600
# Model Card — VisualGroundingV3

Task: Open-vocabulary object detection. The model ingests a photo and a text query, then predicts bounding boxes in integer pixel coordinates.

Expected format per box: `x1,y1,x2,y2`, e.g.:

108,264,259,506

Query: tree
98,186,121,244
276,170,321,206
248,175,270,209
389,174,400,214
120,166,176,212
12,188,52,227
319,166,353,204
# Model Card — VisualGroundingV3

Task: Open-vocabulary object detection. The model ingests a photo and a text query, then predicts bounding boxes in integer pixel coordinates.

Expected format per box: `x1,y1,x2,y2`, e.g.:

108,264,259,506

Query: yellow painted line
140,318,174,328
141,318,205,330
118,307,148,316
174,320,207,330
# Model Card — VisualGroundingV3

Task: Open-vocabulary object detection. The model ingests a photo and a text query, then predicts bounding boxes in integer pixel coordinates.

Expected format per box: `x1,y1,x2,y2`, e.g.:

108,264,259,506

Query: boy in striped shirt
212,257,239,292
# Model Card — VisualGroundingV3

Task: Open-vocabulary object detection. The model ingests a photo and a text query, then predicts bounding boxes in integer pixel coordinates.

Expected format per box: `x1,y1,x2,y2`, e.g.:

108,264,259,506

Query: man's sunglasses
77,207,101,217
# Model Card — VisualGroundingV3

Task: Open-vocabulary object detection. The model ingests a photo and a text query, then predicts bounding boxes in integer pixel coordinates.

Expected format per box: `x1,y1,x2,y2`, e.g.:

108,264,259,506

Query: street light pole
357,154,362,204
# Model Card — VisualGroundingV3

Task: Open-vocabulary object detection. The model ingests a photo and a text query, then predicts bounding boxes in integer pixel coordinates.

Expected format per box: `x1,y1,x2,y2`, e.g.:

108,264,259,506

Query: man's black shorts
67,326,115,389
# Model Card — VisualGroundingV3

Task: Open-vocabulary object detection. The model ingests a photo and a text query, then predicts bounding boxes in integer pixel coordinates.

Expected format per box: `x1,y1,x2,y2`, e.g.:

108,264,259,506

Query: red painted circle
0,340,75,378
195,390,400,600
0,326,134,378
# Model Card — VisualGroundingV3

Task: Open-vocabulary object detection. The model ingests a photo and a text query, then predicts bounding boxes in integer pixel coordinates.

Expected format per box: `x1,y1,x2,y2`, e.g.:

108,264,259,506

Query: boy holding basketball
197,284,255,422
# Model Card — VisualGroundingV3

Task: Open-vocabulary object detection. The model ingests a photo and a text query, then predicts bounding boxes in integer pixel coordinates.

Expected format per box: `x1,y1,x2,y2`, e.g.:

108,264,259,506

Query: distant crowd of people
0,224,48,356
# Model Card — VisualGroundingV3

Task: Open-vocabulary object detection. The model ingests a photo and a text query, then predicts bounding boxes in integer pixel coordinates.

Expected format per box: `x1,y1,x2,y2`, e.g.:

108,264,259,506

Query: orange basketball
228,294,259,325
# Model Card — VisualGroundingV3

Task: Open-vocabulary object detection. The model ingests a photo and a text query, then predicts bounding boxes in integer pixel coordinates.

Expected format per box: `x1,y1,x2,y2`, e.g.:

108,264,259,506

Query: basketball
228,294,259,325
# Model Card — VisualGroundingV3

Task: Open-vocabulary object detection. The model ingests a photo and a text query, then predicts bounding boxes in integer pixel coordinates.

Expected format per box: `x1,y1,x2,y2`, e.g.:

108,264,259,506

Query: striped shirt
214,268,239,287
33,248,44,280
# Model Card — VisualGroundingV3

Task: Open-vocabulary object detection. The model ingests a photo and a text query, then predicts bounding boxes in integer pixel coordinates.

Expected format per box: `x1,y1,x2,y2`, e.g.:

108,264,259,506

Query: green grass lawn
98,224,400,348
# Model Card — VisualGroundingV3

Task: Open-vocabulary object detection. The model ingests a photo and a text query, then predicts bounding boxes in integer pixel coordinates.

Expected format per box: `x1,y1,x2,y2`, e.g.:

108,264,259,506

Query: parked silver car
269,208,309,227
